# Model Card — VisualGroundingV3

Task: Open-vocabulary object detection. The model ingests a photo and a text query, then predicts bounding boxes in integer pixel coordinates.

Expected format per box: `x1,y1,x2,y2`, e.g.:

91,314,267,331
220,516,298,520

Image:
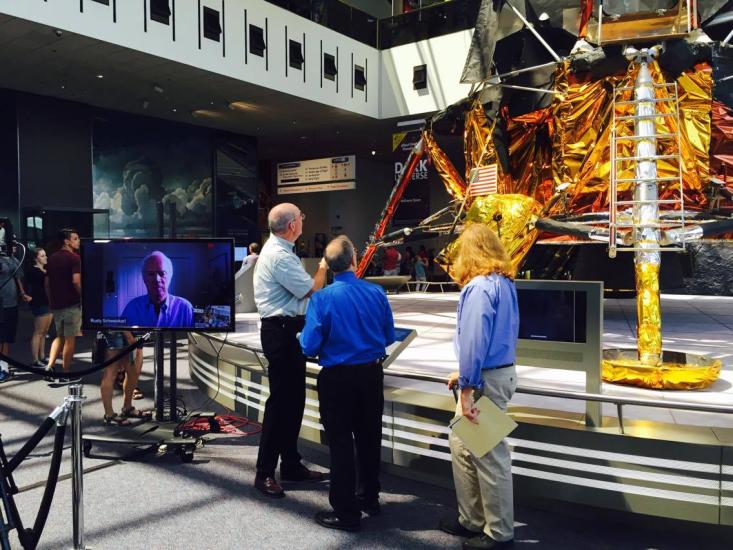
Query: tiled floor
230,292,733,428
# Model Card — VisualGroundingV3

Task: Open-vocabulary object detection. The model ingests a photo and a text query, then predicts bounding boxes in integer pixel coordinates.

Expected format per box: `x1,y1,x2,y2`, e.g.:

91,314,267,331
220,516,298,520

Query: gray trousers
449,366,517,542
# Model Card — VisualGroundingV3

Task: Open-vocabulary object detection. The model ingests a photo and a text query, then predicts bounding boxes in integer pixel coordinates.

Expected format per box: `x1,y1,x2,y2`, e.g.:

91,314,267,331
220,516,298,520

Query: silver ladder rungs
612,222,686,228
615,199,681,205
614,133,677,141
616,84,676,91
609,247,686,253
615,113,675,120
615,154,678,162
615,176,680,183
615,98,677,105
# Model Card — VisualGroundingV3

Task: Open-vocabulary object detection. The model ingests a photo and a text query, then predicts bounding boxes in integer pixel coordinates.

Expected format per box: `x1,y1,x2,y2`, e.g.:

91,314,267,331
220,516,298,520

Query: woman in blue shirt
440,223,519,550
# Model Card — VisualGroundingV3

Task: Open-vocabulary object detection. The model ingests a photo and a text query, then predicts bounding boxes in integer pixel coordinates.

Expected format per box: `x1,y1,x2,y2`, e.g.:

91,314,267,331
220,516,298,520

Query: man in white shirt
252,203,328,498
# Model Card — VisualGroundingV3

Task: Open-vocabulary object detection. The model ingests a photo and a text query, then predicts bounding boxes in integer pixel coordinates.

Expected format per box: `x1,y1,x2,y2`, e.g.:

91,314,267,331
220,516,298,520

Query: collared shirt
300,271,396,367
454,273,519,389
254,234,314,318
121,293,194,328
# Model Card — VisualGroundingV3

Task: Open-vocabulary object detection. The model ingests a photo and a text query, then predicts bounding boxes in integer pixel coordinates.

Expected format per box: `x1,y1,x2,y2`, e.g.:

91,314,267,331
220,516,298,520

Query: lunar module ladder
608,80,686,258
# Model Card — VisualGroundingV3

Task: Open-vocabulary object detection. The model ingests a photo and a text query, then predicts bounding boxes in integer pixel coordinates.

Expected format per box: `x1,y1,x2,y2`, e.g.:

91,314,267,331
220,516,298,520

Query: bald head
268,203,301,236
325,236,355,273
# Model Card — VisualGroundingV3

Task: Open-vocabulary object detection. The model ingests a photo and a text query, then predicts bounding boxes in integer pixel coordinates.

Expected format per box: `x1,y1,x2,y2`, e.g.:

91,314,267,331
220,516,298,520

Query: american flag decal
468,164,498,197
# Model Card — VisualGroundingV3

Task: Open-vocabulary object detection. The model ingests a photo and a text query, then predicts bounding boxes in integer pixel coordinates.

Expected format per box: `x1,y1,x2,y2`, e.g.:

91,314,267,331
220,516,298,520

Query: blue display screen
81,238,235,332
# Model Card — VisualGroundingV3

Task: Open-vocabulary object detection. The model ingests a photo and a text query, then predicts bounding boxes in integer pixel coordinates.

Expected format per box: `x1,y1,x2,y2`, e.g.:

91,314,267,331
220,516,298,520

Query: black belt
340,359,382,368
262,315,305,322
489,363,514,370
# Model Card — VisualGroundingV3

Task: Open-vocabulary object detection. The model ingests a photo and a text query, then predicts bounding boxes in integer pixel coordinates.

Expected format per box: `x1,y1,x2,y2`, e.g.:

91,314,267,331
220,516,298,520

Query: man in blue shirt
301,235,395,532
253,203,328,498
121,251,193,328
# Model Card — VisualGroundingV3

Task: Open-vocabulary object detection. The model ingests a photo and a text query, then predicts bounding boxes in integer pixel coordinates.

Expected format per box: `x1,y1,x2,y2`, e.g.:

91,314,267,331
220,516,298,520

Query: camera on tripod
0,217,17,256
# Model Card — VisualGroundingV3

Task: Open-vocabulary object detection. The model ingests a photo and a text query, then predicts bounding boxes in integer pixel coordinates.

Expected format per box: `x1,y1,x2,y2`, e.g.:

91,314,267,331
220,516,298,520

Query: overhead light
371,150,376,156
191,109,225,119
228,101,259,112
397,118,424,128
142,100,150,109
96,74,104,79
539,12,550,21
172,108,177,113
153,84,164,94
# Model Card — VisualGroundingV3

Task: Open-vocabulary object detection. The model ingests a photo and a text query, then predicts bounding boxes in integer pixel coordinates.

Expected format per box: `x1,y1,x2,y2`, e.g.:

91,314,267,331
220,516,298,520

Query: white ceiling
0,14,418,161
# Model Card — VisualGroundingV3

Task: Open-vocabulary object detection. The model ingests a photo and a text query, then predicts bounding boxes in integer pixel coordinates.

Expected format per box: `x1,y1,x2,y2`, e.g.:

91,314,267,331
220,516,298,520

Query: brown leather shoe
280,466,325,482
254,476,285,498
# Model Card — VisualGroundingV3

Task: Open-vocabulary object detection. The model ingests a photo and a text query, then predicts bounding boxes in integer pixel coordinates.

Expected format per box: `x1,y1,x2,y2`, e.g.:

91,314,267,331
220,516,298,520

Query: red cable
179,415,262,436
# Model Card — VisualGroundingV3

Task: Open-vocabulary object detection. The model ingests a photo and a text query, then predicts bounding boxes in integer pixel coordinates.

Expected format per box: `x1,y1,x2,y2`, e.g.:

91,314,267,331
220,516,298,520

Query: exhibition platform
189,291,733,527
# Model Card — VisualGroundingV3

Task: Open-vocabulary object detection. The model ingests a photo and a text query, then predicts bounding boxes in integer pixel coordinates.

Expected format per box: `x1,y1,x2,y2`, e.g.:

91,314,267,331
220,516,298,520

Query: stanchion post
67,384,86,550
169,332,177,422
154,331,165,421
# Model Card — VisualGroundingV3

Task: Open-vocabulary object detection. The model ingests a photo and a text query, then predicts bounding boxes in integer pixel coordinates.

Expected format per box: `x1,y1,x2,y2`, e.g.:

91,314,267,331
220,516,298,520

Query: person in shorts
0,248,31,382
25,247,53,367
45,229,82,373
98,330,149,425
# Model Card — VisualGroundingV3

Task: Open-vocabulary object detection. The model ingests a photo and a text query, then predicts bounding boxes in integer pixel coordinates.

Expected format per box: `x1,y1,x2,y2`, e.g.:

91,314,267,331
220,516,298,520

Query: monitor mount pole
154,331,165,422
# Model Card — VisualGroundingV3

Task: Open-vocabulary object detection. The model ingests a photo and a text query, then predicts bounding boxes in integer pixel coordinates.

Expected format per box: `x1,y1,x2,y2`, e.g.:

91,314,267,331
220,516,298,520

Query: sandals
132,387,144,400
120,406,153,419
103,413,131,426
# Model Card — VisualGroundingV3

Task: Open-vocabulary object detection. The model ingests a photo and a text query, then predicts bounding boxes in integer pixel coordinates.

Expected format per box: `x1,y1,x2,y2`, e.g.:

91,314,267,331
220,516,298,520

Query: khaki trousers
449,366,517,542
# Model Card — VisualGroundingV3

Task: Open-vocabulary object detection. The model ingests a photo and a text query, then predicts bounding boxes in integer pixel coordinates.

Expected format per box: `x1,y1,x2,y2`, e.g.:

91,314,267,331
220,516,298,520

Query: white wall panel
380,30,474,119
0,1,474,120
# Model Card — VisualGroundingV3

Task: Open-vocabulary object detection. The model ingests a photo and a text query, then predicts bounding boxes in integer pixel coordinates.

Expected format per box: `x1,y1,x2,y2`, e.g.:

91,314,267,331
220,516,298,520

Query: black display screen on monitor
516,288,587,343
81,238,235,332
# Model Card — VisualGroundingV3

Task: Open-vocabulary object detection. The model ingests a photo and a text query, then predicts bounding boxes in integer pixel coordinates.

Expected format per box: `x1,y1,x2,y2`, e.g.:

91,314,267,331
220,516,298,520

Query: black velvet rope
0,333,151,380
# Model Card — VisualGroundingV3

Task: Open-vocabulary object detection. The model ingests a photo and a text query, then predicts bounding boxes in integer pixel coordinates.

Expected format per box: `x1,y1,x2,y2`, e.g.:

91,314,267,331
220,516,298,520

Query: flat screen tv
81,238,235,332
516,288,587,343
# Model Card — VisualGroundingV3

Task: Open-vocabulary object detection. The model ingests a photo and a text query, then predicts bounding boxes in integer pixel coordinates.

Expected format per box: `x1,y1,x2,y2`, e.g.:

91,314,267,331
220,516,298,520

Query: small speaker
324,53,337,80
203,7,222,42
250,24,266,57
413,64,427,90
354,65,366,91
289,40,304,70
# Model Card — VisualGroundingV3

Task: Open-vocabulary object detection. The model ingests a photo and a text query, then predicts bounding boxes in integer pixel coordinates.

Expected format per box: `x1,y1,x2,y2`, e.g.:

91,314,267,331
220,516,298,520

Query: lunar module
357,1,733,390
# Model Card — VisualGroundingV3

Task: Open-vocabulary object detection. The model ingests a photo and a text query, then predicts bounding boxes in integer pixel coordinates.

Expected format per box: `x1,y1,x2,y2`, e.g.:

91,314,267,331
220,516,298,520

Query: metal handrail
381,367,733,435
192,334,732,435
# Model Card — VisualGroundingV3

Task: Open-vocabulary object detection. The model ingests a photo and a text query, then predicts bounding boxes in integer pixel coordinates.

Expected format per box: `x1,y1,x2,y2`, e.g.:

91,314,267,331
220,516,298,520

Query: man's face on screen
142,255,170,305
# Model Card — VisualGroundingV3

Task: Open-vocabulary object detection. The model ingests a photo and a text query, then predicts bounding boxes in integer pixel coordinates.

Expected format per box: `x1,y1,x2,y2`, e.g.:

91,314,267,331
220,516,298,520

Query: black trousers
256,316,306,477
317,361,384,521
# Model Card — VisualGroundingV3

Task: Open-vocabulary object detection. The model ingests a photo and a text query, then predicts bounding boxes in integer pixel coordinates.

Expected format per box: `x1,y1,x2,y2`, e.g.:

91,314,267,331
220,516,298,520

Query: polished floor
1,335,731,549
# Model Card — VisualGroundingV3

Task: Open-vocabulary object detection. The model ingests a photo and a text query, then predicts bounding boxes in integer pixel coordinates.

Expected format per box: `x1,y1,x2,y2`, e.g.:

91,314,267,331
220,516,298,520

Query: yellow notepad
449,396,518,458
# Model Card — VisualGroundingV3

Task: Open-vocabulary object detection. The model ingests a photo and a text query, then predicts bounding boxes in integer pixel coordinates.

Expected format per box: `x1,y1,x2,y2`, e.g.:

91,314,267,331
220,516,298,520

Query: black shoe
462,534,513,550
439,517,482,538
357,496,381,516
280,466,325,482
314,511,360,532
254,476,285,498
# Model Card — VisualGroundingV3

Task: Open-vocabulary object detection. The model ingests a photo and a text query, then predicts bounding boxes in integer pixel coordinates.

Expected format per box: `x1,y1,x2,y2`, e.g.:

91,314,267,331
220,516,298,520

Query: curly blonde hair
452,223,513,287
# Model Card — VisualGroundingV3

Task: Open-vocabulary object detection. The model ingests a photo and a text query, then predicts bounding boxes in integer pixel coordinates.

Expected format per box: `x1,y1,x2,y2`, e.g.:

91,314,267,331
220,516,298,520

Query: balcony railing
264,0,480,49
